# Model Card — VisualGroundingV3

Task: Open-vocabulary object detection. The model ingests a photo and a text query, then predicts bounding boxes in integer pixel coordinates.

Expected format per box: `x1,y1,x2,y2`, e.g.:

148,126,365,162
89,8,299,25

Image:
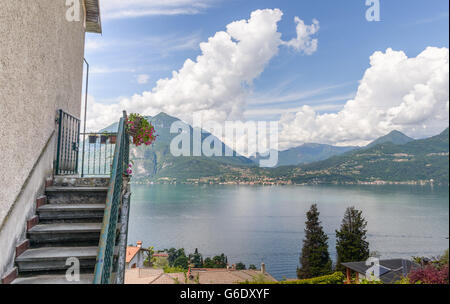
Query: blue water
127,184,449,280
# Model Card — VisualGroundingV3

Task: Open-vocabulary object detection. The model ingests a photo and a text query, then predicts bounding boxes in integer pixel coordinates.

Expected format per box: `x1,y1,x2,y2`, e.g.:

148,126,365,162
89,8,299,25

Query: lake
127,184,449,280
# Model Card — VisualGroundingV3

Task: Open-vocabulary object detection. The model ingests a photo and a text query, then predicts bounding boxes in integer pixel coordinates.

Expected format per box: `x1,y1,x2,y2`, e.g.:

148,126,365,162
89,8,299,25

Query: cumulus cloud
86,9,320,131
283,17,320,55
279,47,449,148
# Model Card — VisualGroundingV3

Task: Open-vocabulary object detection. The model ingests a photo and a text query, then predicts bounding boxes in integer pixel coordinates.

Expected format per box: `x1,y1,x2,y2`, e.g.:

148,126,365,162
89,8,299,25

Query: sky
83,0,449,149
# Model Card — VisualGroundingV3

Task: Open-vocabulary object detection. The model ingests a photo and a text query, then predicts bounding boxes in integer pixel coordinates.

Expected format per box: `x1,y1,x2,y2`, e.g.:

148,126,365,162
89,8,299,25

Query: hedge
242,272,345,284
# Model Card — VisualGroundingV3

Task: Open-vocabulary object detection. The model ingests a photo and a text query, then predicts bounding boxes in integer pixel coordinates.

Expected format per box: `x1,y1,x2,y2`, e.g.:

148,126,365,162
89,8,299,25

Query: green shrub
242,272,345,284
163,266,187,273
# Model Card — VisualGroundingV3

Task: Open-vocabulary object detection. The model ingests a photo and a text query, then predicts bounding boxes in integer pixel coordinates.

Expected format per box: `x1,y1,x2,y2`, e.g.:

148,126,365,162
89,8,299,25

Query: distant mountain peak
388,130,406,136
367,130,414,148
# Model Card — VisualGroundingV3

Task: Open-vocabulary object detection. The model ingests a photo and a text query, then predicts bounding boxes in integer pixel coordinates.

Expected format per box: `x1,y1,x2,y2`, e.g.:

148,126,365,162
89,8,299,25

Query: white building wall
0,1,87,279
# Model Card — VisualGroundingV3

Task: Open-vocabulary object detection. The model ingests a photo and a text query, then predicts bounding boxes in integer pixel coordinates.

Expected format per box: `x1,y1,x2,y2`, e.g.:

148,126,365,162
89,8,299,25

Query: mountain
287,128,449,185
101,112,254,181
366,130,414,148
250,144,357,167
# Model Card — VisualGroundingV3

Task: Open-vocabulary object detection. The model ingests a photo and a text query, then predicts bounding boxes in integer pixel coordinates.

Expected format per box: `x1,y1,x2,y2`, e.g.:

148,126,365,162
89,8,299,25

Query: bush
409,264,449,284
163,266,187,274
236,262,246,270
242,272,345,284
173,256,189,269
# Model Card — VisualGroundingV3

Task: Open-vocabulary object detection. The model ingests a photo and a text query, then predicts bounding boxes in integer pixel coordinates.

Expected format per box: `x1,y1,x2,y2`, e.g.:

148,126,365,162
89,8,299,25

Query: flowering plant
126,113,156,146
408,263,449,284
126,163,133,176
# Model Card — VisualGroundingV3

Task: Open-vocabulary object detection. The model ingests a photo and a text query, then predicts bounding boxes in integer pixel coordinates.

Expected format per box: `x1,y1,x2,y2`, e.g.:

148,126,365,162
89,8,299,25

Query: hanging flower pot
88,134,98,144
109,135,117,144
100,135,108,144
126,113,157,147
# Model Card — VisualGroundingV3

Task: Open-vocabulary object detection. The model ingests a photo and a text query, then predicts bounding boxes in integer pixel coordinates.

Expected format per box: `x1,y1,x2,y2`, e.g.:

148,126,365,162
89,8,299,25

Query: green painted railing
93,111,130,284
79,132,118,177
55,110,81,175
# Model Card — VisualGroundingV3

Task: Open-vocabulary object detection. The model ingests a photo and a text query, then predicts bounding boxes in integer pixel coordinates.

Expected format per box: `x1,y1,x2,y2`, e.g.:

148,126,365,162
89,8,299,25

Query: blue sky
84,0,449,147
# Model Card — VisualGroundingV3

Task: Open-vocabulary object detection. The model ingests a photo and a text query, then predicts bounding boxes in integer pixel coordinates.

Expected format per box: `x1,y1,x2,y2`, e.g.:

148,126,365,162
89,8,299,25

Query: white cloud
279,47,449,148
86,32,202,54
87,9,321,130
282,17,320,55
101,0,217,19
248,82,353,106
90,66,136,74
137,74,150,84
244,93,353,119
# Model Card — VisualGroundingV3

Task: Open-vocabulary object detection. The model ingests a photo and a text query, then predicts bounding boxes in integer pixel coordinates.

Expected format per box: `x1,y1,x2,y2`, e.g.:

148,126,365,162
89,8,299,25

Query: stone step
37,204,105,223
45,187,108,204
12,273,95,284
27,223,102,247
16,246,98,273
53,176,110,188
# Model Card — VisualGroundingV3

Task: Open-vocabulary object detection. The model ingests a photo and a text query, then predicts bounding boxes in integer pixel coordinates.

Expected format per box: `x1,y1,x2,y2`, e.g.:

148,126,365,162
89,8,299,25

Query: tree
335,207,370,272
203,257,214,268
173,256,189,270
249,264,257,270
203,254,228,268
297,204,332,279
168,248,187,267
236,262,246,270
189,248,203,268
143,246,155,267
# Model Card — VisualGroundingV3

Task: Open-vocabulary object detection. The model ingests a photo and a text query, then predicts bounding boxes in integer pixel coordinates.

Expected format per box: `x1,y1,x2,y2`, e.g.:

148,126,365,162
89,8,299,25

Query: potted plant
100,133,108,144
126,113,156,147
109,134,117,144
88,134,98,144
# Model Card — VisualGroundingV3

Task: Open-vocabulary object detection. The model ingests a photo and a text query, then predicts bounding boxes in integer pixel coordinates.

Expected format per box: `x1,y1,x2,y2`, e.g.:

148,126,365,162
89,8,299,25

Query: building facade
126,241,146,269
0,0,101,280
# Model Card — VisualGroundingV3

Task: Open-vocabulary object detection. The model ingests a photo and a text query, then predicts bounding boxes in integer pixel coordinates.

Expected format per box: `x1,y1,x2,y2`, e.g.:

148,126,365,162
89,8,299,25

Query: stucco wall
0,133,56,278
0,1,86,277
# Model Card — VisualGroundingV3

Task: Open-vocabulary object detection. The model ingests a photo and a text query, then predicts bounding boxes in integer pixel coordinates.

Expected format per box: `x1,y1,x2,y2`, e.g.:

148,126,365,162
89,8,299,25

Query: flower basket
126,113,156,147
100,135,108,144
88,135,98,144
109,135,117,144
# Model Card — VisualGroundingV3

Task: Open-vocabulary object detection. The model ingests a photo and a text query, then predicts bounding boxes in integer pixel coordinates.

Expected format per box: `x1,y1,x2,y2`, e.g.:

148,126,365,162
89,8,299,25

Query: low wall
0,133,55,280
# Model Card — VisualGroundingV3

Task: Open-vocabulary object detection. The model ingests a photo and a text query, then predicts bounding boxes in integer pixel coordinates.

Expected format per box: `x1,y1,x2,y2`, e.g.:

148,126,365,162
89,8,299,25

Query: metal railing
93,111,130,284
80,132,118,177
55,110,81,175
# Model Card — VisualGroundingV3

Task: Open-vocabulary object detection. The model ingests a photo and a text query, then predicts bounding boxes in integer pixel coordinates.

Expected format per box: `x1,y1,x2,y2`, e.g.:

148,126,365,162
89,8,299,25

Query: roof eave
84,0,102,34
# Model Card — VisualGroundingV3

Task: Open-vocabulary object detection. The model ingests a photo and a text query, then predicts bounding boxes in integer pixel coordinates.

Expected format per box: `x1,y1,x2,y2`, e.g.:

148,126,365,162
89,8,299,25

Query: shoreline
131,180,449,187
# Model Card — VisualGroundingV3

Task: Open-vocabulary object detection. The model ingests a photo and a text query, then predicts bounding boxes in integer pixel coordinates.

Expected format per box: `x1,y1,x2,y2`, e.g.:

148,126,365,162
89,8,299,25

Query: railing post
55,110,63,175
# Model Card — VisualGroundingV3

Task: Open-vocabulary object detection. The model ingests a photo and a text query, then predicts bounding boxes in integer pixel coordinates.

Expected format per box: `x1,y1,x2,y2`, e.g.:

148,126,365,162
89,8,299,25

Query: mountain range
101,113,449,185
288,128,449,185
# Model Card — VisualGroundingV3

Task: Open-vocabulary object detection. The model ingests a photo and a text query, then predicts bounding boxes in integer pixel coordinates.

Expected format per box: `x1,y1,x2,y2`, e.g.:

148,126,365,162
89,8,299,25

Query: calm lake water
127,184,449,280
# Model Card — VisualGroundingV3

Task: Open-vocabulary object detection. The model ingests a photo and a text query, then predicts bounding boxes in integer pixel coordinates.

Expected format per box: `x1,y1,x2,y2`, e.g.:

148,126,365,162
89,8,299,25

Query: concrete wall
0,1,86,278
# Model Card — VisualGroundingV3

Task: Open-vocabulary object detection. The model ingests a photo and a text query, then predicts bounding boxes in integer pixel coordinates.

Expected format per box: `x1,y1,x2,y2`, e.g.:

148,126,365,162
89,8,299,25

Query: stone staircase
11,177,111,284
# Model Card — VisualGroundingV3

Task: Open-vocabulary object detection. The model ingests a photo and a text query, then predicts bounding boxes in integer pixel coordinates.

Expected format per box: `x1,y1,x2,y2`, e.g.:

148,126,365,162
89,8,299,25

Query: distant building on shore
126,241,147,269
